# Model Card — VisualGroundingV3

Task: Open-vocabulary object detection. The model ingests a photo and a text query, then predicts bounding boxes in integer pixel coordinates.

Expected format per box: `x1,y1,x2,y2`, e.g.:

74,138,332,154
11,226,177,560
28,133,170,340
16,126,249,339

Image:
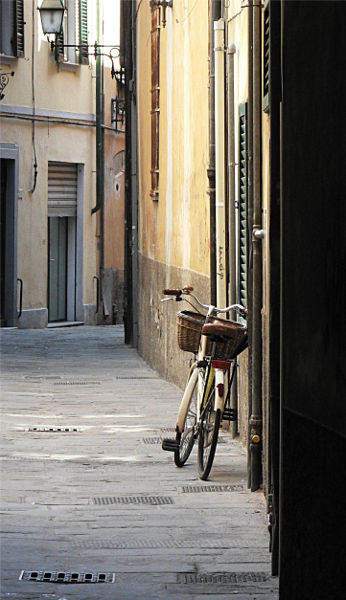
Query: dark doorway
48,216,68,322
0,158,16,327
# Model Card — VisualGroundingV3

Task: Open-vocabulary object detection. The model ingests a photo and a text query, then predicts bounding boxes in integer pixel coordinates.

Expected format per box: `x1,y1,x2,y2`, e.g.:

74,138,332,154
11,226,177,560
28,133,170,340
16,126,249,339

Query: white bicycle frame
162,290,245,435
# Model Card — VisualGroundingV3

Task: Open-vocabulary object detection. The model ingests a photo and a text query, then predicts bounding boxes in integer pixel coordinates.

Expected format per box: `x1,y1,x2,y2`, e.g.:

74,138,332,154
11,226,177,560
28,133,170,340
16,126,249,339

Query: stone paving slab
0,325,278,599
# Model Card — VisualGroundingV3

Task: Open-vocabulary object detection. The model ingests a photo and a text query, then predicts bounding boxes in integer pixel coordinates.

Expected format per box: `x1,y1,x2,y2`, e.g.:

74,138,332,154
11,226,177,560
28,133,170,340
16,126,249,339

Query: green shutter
263,0,270,112
238,103,249,308
15,0,24,57
79,0,89,64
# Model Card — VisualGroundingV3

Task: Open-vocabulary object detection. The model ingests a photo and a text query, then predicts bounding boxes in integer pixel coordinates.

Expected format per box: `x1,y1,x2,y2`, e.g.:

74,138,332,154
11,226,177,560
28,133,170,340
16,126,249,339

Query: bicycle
161,287,248,480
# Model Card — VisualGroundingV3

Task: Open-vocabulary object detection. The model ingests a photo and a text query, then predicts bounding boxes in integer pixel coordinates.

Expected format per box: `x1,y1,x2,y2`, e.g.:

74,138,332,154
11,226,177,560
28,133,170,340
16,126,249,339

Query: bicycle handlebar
161,287,247,318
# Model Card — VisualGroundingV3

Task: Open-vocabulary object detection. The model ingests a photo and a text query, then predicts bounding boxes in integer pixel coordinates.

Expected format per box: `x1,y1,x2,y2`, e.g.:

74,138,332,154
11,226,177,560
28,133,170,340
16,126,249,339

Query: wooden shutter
263,0,270,112
48,162,78,217
238,103,249,308
150,5,160,200
15,0,24,56
79,0,89,64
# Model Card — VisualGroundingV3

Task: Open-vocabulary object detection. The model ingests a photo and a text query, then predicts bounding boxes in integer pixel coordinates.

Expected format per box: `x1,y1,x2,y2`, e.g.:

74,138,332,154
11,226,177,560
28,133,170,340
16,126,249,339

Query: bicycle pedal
222,408,237,421
162,438,180,452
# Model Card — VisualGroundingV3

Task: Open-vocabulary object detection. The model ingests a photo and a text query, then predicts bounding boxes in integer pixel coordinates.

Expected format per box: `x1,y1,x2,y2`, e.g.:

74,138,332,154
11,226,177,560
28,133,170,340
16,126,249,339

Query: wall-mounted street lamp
38,0,121,78
38,0,65,36
150,0,173,28
38,0,124,225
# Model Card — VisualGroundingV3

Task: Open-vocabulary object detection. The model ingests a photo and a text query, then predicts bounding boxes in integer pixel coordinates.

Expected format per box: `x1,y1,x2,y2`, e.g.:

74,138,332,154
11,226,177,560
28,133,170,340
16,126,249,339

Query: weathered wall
136,0,211,382
139,253,210,389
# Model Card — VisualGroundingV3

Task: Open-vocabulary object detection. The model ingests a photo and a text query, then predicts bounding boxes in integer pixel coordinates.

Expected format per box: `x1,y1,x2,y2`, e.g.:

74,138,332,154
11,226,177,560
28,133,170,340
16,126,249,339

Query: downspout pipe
91,0,104,240
247,0,254,489
91,0,105,318
226,42,238,437
123,0,133,344
214,19,227,309
250,0,263,492
208,0,221,306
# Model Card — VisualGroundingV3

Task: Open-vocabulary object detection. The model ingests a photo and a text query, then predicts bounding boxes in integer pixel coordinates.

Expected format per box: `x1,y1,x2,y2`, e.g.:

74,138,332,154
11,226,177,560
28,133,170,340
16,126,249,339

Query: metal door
48,217,67,322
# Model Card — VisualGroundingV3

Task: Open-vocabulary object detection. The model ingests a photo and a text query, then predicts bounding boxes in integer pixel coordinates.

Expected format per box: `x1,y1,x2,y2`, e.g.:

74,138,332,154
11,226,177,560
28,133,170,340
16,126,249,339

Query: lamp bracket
150,0,173,28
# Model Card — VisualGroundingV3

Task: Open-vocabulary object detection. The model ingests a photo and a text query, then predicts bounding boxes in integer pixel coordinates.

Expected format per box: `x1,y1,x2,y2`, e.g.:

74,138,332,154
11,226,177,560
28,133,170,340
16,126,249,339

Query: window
263,0,270,113
238,103,249,308
0,0,24,58
56,0,88,65
150,4,160,200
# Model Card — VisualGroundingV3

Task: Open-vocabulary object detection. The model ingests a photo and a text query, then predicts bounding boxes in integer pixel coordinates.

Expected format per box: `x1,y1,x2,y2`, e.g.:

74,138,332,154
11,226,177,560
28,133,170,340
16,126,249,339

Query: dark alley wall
280,2,346,597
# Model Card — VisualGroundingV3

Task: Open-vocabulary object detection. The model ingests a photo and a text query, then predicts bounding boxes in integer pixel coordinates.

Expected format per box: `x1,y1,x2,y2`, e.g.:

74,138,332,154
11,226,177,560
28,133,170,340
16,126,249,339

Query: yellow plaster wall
137,0,210,279
1,1,100,310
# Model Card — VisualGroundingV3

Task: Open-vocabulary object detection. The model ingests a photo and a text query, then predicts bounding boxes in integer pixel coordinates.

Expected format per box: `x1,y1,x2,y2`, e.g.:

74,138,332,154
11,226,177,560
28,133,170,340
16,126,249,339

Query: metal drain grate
115,377,159,380
75,538,226,550
177,572,269,584
28,426,80,433
19,570,115,584
25,376,61,381
161,427,176,433
54,381,101,386
181,484,245,493
142,437,162,444
92,495,174,506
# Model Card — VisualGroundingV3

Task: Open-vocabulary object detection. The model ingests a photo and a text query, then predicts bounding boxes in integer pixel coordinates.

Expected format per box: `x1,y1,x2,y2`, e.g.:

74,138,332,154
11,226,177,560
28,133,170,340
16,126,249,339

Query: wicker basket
177,311,206,353
176,310,248,359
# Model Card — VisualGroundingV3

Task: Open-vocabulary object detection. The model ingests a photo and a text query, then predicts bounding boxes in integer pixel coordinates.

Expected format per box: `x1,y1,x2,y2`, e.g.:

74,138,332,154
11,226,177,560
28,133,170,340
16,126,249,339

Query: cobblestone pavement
0,325,279,599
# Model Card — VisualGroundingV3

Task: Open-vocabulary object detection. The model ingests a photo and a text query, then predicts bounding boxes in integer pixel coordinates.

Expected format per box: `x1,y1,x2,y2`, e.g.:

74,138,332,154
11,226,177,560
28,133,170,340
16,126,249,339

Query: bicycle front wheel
197,388,221,480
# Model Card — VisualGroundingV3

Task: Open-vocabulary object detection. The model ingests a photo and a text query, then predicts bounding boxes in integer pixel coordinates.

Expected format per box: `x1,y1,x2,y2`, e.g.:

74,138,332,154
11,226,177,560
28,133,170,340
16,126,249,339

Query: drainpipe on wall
91,0,105,315
130,0,139,345
250,0,263,492
122,0,134,344
208,0,221,306
226,42,238,437
247,0,254,489
214,19,227,309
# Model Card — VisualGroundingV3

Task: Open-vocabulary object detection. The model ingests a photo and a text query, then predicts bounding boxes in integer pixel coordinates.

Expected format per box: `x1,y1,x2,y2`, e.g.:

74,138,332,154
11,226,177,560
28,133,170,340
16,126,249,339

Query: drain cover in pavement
177,572,269,584
92,495,174,505
115,376,159,380
180,484,245,493
27,426,80,433
54,381,101,385
142,437,162,444
19,570,115,583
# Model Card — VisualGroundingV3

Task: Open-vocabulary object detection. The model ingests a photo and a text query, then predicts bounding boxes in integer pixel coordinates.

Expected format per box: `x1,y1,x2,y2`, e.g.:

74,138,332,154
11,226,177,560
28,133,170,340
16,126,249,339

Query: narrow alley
0,326,278,599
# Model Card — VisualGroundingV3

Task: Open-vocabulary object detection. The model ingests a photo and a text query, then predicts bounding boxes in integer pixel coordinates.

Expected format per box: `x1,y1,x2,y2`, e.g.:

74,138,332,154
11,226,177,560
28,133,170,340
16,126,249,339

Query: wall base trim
17,308,48,329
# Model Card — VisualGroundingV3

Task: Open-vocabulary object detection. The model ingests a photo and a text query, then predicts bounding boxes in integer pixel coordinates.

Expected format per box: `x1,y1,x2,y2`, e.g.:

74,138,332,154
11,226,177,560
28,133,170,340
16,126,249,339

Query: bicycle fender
176,365,198,433
214,368,225,413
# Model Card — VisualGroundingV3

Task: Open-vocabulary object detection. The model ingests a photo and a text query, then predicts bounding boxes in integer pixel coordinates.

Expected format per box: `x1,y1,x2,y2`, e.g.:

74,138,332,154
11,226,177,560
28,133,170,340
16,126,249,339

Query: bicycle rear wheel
197,387,221,480
174,372,198,467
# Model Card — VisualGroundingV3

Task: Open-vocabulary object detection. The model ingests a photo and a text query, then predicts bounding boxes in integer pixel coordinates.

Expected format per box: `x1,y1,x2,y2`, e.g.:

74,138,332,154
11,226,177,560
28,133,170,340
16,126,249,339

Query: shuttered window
263,0,270,112
0,0,24,57
150,5,160,200
48,162,78,217
79,0,88,64
15,0,24,56
56,1,88,65
238,103,249,308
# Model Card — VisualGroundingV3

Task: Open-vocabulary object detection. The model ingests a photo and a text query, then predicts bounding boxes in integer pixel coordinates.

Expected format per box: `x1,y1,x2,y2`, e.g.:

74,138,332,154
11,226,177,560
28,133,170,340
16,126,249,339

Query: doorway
48,216,77,323
47,161,82,324
0,156,17,327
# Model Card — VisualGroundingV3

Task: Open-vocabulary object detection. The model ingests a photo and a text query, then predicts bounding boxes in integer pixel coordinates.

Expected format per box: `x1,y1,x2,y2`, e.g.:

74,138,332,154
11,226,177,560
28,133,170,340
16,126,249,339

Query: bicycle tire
197,388,221,480
174,367,202,468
